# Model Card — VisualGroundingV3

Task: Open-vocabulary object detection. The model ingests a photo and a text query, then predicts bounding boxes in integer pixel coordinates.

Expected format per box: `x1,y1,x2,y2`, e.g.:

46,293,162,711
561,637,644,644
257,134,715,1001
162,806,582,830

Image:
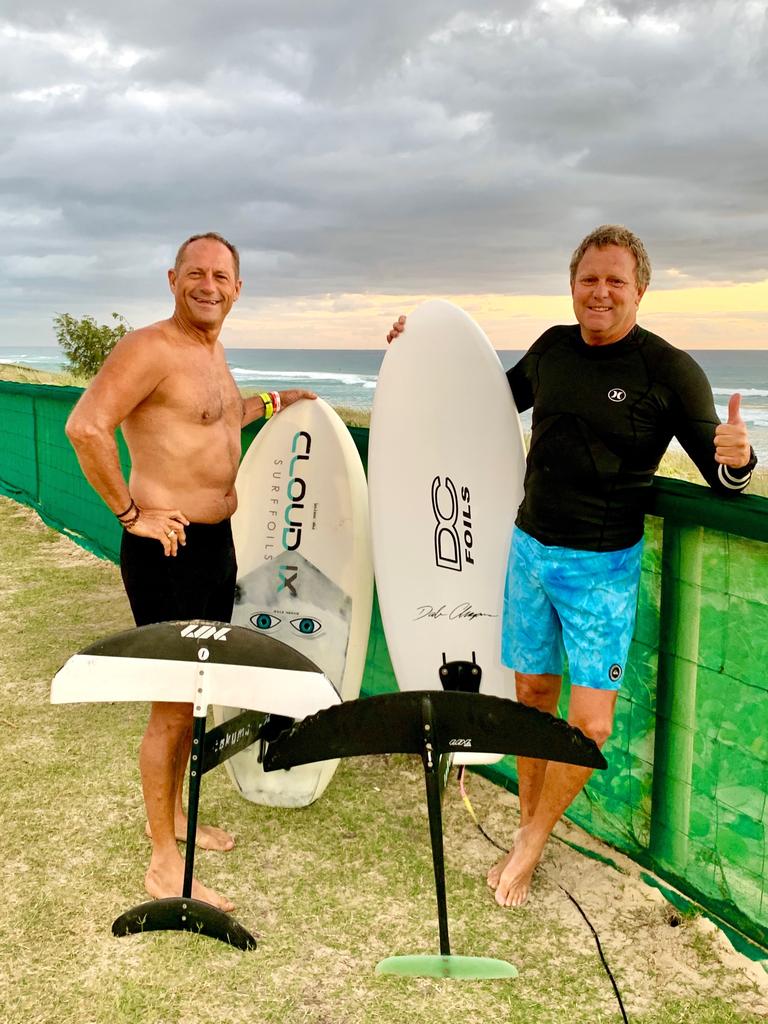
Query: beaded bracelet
259,391,274,419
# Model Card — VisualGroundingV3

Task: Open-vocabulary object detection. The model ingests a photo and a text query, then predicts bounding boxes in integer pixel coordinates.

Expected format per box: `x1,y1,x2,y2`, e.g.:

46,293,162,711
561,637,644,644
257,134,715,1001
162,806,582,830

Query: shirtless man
66,232,314,911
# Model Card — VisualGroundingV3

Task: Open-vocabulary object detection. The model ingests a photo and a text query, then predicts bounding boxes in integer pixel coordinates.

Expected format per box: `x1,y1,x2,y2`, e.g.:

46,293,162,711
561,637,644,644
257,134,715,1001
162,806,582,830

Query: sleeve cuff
717,446,757,490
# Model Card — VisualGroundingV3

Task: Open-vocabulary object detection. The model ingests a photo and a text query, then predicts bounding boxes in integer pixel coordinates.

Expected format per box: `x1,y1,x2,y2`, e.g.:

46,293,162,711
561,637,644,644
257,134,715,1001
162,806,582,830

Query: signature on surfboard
414,603,498,622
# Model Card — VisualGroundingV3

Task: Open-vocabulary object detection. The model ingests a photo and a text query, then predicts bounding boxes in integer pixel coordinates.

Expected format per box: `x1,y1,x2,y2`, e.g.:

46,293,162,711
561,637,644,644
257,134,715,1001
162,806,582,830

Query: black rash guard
507,324,756,552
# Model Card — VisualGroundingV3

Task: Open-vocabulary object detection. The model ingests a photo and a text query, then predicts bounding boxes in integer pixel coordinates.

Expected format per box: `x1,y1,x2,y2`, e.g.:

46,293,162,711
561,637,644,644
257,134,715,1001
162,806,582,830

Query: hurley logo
180,624,231,641
608,388,626,403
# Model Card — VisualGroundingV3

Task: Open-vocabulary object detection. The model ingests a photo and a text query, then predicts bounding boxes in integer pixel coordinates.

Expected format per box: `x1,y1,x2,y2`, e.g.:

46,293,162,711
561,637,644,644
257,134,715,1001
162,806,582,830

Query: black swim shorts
120,520,237,627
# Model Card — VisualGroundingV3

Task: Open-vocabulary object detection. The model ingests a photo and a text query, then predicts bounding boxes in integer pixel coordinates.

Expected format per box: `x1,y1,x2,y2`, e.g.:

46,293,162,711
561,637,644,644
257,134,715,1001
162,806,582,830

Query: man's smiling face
571,244,646,346
168,237,242,332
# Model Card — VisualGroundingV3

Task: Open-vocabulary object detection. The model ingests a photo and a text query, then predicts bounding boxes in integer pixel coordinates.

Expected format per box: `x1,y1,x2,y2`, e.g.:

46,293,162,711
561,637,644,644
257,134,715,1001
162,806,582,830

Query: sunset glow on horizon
223,278,768,351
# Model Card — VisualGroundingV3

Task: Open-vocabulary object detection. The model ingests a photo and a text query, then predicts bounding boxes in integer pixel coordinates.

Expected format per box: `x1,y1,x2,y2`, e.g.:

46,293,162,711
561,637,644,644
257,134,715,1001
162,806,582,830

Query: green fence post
649,523,704,872
31,394,41,504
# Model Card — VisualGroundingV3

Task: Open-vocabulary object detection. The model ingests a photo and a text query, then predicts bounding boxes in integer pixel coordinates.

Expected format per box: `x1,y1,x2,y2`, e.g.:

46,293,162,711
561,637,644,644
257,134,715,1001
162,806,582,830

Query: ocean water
2,344,767,462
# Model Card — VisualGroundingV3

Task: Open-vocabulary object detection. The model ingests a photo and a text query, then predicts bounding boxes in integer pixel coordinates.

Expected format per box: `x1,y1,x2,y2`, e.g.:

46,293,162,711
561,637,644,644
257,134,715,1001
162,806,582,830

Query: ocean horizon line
2,343,768,353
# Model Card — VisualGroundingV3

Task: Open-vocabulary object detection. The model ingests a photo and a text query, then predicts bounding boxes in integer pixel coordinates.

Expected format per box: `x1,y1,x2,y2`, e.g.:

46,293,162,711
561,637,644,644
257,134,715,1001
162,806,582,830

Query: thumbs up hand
714,393,751,467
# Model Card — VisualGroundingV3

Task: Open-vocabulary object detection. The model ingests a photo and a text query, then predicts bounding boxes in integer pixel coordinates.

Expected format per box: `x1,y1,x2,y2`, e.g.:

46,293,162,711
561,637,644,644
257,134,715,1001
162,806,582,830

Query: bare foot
486,829,520,889
146,819,235,852
487,826,544,908
487,849,513,891
145,858,235,913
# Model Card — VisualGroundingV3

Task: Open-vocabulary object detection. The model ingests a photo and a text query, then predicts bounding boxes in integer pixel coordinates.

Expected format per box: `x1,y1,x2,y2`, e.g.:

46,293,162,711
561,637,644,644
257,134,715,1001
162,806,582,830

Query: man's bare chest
148,363,241,426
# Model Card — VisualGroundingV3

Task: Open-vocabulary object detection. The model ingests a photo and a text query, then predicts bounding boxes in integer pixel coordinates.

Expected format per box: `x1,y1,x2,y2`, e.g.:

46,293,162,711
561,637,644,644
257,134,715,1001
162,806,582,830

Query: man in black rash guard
387,224,756,909
509,320,752,551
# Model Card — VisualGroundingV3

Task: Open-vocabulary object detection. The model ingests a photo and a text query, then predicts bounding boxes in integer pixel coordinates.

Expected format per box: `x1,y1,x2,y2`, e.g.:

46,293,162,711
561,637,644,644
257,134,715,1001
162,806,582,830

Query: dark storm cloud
1,1,766,342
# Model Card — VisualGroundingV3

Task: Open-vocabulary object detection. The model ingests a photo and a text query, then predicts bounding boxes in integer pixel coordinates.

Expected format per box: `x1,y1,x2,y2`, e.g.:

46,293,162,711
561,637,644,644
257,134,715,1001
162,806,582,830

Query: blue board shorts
501,527,643,690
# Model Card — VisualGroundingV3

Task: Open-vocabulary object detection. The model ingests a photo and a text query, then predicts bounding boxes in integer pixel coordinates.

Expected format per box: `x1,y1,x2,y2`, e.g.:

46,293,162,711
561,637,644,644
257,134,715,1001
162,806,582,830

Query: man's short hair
174,232,240,279
569,225,651,291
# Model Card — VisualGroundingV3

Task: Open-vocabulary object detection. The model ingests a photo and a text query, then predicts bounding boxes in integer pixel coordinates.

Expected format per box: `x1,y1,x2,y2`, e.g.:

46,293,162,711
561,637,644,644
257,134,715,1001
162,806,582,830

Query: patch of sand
448,771,768,1017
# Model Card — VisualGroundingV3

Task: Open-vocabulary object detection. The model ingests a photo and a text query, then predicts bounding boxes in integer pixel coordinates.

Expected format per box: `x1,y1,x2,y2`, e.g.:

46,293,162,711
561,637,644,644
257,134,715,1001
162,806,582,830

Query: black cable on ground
556,884,629,1023
457,766,630,1022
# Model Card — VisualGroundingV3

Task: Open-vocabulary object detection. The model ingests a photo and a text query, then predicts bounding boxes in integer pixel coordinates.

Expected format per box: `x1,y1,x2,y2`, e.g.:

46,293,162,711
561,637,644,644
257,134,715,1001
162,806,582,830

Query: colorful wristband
270,390,282,415
260,392,274,419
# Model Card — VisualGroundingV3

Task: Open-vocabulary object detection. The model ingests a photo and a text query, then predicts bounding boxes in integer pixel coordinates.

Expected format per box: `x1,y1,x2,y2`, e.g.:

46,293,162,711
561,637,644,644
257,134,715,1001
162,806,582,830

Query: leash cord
457,766,630,1023
458,766,509,852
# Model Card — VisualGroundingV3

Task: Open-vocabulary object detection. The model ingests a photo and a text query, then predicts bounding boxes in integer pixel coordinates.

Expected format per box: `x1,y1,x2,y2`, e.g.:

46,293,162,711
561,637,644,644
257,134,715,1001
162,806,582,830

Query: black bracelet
120,507,141,530
116,499,137,521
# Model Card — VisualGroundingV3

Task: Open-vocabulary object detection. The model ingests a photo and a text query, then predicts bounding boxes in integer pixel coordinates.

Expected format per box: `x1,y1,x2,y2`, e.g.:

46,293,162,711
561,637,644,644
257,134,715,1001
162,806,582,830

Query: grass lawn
0,361,88,387
1,495,767,1024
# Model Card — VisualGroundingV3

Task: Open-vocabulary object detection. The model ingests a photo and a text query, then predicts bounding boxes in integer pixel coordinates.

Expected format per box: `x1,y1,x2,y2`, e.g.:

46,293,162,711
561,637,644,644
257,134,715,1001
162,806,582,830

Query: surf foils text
431,475,474,572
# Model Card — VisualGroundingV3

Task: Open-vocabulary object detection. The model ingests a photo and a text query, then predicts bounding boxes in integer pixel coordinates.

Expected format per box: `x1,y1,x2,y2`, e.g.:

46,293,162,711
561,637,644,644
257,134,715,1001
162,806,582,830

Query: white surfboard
368,300,526,761
213,397,373,807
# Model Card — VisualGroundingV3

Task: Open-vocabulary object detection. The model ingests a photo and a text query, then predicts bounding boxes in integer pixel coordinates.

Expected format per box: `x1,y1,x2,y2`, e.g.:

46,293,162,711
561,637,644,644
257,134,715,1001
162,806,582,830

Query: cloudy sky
2,1,767,349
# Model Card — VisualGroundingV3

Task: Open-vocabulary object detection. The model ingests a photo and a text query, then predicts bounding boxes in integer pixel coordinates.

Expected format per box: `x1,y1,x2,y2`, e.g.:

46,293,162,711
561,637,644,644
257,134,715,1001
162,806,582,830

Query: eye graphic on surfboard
250,612,324,637
291,616,323,635
251,612,281,631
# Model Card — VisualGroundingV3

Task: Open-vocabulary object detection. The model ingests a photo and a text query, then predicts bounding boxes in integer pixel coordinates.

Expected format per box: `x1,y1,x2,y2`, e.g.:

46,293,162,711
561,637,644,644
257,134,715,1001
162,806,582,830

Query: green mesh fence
474,487,768,955
0,382,131,559
1,380,767,952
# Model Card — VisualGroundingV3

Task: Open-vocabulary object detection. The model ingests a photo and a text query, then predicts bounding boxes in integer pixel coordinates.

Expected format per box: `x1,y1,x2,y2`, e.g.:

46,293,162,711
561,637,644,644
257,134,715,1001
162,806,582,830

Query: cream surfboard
213,397,373,807
368,300,526,761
